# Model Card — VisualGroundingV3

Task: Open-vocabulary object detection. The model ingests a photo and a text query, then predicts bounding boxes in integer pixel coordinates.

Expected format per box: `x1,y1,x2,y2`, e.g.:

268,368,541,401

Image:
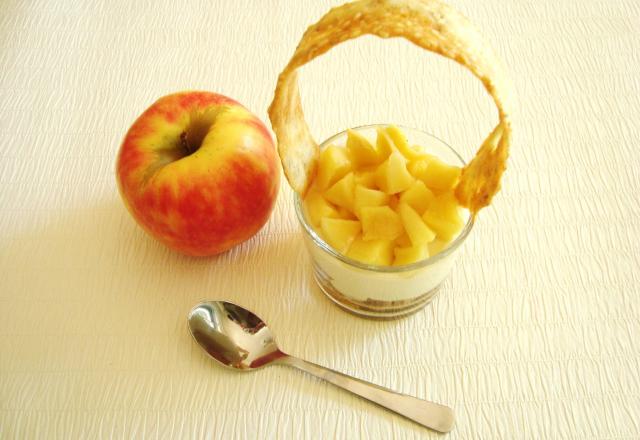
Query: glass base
312,264,442,319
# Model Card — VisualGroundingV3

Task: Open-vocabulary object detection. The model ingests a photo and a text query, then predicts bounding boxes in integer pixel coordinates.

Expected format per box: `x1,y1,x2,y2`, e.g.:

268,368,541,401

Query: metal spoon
187,300,455,432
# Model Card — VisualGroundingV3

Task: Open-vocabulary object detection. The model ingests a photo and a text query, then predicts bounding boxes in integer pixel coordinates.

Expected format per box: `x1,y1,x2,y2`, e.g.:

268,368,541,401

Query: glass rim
294,123,474,273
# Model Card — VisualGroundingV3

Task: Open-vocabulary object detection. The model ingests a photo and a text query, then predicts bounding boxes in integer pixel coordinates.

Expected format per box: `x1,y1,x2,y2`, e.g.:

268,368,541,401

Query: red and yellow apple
116,91,280,256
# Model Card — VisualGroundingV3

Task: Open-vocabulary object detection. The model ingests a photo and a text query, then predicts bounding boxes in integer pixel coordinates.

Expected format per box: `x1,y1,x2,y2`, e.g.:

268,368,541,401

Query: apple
116,91,280,256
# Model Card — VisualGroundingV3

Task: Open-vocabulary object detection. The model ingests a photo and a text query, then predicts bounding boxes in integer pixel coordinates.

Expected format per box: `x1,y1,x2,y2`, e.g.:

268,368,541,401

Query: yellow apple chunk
375,151,415,194
393,245,429,266
316,145,352,190
397,202,436,246
395,233,412,247
385,125,423,160
375,128,394,161
347,237,394,266
421,157,461,192
422,194,464,241
360,206,404,241
337,207,357,220
346,130,380,167
305,190,339,227
320,218,361,254
428,238,449,256
407,157,431,181
388,194,400,211
399,180,435,214
354,168,378,188
353,185,389,218
324,172,355,211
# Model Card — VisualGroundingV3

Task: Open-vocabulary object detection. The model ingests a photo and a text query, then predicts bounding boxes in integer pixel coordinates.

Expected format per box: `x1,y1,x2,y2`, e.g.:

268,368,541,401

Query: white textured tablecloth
1,0,639,438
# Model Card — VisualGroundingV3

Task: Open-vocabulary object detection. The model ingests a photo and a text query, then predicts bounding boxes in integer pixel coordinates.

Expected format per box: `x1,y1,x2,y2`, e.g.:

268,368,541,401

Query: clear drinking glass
295,124,473,319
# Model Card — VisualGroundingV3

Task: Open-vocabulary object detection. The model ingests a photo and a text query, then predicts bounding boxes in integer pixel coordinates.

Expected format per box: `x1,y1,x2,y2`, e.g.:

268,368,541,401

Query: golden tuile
268,0,512,214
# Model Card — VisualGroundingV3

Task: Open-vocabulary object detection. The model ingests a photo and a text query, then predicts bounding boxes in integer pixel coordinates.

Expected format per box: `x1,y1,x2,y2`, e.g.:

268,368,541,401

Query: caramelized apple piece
324,172,355,211
428,238,449,256
407,158,430,181
399,180,435,214
375,128,395,160
320,217,361,253
385,125,424,160
316,145,352,190
388,194,400,211
346,130,380,167
353,185,389,218
397,202,436,246
360,206,404,241
337,207,357,220
354,168,378,189
423,157,461,192
347,236,394,266
393,245,429,266
395,233,412,247
375,151,415,194
305,190,339,227
422,193,464,241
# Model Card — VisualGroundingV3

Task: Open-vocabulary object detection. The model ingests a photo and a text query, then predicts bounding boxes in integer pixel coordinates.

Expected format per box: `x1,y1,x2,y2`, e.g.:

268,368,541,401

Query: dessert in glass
267,0,513,318
296,125,472,318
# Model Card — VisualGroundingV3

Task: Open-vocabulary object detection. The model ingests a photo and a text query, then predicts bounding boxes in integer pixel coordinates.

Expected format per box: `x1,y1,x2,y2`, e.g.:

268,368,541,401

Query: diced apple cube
360,206,404,241
320,218,361,254
397,202,436,246
422,158,461,192
428,238,449,256
375,151,415,194
395,233,412,247
407,157,431,181
347,237,394,266
388,194,400,211
399,180,435,214
324,172,355,211
353,185,389,218
337,207,357,220
346,130,380,167
385,125,423,160
422,193,464,241
410,144,431,155
305,190,339,227
393,245,429,266
316,145,352,190
375,128,394,161
354,168,378,189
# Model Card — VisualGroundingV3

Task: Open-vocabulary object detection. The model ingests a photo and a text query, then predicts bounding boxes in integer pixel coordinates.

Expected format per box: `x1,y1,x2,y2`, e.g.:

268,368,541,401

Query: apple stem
180,131,193,155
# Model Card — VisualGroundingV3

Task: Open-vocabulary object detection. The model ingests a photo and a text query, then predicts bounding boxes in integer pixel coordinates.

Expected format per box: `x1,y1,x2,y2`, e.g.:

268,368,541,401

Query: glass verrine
295,124,473,319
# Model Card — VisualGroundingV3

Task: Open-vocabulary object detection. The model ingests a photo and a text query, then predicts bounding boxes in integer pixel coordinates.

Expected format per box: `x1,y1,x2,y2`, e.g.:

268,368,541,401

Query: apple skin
116,91,280,256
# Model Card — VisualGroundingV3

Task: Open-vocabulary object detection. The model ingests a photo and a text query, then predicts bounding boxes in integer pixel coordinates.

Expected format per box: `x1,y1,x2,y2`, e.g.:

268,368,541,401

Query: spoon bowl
188,300,455,432
188,301,284,370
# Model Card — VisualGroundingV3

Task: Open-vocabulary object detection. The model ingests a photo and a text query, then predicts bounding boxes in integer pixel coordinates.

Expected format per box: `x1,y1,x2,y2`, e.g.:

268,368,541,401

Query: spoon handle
279,355,454,432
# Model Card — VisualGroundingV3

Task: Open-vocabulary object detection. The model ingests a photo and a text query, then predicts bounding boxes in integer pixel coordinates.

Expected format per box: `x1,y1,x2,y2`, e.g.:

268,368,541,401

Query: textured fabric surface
1,0,639,438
